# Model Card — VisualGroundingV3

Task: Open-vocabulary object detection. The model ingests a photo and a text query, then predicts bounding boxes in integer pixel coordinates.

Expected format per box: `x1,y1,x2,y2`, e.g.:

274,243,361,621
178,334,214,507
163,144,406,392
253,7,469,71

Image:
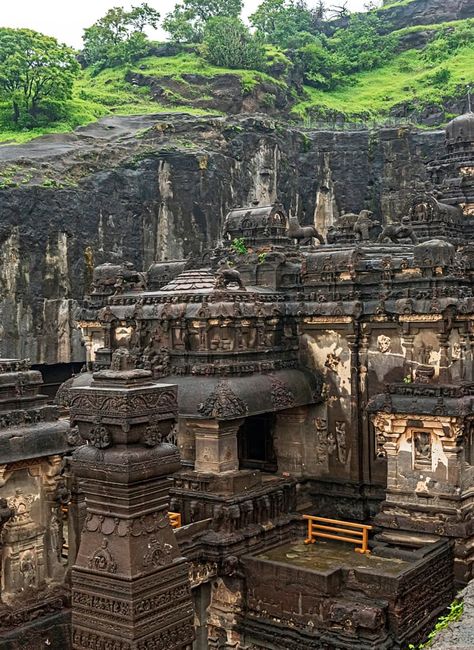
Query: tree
164,0,242,43
250,0,324,47
202,17,265,70
330,13,395,73
82,3,160,69
0,28,79,125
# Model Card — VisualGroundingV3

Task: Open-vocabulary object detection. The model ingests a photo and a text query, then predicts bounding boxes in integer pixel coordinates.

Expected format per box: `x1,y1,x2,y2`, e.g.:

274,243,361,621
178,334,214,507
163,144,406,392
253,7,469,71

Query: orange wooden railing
169,512,182,529
303,515,372,555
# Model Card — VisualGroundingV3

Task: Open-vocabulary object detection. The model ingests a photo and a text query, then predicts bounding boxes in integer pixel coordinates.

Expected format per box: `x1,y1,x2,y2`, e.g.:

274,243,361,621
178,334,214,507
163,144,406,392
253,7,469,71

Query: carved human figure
377,335,392,354
325,353,341,372
414,431,432,468
335,422,347,464
50,508,63,561
20,552,37,589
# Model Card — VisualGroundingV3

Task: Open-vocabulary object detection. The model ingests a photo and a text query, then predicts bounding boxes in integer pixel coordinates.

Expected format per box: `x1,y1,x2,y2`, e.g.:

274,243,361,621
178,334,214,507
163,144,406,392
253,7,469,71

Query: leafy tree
82,3,160,69
202,17,265,70
0,28,79,125
164,0,242,43
250,0,324,46
162,6,197,43
330,13,395,73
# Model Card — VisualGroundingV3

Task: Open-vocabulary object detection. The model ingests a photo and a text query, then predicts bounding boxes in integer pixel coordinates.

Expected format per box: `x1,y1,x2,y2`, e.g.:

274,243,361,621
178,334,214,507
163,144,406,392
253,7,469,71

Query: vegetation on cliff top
0,0,473,143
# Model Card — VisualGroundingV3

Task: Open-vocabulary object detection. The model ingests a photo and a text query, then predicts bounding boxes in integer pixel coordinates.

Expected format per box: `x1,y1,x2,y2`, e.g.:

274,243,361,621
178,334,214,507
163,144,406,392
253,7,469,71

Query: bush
202,17,265,70
294,40,348,90
426,67,451,86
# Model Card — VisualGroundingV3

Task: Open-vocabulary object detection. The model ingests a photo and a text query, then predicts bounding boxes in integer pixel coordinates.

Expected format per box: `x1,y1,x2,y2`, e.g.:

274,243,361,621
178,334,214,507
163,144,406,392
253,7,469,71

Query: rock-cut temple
1,111,474,649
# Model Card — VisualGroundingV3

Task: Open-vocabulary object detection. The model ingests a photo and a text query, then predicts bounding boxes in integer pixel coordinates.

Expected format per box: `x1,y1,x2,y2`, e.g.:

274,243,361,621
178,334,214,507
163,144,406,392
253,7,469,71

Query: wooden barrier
169,511,182,529
303,515,372,555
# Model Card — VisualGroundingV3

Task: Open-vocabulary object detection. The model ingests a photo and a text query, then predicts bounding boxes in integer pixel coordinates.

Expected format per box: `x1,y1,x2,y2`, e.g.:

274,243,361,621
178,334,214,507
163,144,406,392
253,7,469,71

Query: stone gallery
0,109,473,649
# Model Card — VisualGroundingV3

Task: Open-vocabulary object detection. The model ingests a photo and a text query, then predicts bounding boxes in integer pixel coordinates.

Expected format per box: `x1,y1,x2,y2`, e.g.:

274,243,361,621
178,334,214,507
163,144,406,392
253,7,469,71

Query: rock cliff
0,113,443,365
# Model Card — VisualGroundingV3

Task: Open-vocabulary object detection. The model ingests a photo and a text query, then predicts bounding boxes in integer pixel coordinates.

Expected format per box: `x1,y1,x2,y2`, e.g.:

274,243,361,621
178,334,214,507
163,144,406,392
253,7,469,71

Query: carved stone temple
1,111,474,648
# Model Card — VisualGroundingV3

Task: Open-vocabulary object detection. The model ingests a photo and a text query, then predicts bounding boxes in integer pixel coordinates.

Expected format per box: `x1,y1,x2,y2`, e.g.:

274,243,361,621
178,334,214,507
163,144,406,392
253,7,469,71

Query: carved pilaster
70,369,194,650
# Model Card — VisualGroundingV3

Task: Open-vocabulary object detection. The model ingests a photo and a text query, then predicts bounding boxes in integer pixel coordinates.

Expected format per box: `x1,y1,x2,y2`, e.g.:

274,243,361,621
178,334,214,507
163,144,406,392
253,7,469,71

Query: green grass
291,42,474,121
379,0,419,10
129,52,287,89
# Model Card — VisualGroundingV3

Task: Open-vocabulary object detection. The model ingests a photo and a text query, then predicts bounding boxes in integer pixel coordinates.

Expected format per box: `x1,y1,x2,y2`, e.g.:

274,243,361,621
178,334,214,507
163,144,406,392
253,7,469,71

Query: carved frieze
270,376,296,410
198,382,248,419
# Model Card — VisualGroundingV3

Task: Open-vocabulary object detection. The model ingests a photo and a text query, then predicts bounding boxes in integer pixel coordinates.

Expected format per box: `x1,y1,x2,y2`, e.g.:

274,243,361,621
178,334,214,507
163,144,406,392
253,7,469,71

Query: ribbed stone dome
445,111,474,145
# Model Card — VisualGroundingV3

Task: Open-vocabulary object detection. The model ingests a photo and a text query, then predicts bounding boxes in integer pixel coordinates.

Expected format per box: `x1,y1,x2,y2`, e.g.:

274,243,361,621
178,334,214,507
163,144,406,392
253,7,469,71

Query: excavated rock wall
0,114,443,364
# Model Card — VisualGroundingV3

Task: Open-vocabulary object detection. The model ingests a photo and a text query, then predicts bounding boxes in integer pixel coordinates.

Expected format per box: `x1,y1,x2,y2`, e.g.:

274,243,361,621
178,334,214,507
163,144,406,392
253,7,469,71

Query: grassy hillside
292,36,474,122
0,15,473,143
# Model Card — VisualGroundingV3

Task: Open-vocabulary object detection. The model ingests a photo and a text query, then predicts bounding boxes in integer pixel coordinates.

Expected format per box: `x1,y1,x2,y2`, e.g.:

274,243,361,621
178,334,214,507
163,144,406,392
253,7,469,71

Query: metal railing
169,511,182,529
303,515,372,555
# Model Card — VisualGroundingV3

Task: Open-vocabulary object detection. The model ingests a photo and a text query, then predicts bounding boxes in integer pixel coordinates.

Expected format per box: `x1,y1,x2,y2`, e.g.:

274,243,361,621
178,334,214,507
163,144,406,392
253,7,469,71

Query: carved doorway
238,414,277,472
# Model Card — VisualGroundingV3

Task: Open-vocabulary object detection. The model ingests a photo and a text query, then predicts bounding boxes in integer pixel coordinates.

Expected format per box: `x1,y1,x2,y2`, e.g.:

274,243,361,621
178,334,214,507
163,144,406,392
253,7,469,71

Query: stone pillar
438,332,450,382
274,407,307,475
70,369,194,650
189,418,243,474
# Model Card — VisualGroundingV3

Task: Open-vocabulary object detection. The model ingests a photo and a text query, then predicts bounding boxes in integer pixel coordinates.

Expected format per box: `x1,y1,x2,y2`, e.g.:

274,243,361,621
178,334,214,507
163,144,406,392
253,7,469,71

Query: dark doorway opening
238,413,277,472
32,362,84,400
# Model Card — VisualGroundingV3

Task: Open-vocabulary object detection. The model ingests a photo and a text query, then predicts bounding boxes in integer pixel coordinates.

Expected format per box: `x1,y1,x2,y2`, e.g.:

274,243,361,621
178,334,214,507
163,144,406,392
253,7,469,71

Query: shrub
202,17,265,70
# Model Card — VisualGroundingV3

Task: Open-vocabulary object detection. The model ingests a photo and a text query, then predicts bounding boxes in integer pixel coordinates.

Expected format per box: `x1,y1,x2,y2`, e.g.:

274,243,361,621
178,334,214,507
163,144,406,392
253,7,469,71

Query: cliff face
0,114,443,365
379,0,474,31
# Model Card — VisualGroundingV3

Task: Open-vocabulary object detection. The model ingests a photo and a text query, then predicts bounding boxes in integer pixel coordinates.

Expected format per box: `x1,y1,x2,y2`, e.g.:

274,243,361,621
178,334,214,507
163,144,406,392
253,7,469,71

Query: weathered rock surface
379,0,474,32
0,113,443,365
430,583,474,649
127,70,294,116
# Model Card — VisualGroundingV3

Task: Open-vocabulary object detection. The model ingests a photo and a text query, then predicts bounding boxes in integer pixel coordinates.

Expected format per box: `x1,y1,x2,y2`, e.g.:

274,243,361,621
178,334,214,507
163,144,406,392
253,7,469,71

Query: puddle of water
258,540,410,576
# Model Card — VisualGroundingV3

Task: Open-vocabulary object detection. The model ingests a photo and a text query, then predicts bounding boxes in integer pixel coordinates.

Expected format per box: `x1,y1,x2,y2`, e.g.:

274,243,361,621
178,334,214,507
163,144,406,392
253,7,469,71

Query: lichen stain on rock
0,227,20,297
246,142,280,205
314,152,336,237
155,160,184,262
44,232,70,299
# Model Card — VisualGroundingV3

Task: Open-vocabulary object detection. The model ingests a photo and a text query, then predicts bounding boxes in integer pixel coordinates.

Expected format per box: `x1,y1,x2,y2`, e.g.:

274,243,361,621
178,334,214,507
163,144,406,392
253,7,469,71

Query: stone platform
240,538,454,649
